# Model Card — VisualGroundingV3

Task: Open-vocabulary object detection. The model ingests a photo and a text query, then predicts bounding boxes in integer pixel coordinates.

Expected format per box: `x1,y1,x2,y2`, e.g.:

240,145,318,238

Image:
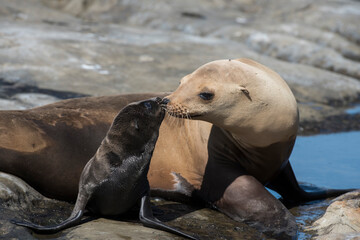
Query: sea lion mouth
187,113,203,118
160,98,202,119
166,111,202,119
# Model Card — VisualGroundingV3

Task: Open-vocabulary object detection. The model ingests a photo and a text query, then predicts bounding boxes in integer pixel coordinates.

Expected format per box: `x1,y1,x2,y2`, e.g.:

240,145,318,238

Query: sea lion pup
12,98,197,240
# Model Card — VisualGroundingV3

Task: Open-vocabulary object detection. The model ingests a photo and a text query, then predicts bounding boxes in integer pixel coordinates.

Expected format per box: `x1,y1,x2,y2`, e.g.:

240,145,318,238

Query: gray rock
0,0,359,125
0,172,262,239
0,99,27,110
307,190,360,240
0,172,73,239
12,93,60,108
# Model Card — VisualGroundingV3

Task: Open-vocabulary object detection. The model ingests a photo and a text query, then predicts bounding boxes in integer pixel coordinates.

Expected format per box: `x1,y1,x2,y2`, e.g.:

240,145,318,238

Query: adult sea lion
0,59,354,238
11,98,197,240
158,59,355,237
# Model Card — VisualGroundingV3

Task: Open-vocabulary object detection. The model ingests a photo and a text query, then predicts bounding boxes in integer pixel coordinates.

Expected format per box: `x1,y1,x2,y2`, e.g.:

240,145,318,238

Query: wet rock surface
0,0,360,239
307,190,360,240
0,172,73,239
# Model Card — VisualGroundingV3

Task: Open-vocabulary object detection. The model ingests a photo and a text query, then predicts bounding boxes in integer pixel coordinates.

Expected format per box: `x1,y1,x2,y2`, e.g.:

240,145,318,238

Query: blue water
290,131,360,190
278,132,360,240
268,131,360,198
346,105,360,115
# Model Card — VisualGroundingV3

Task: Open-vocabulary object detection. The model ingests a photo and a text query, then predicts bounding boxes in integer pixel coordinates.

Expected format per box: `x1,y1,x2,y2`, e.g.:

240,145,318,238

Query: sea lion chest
207,126,295,184
85,151,151,216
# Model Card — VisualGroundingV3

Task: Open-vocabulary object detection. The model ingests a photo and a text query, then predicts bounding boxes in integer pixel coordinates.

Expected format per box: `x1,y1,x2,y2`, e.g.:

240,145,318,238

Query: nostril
155,97,162,103
161,98,170,105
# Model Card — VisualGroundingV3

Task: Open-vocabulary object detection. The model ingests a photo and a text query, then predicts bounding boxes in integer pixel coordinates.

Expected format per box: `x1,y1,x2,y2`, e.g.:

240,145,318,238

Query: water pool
284,131,360,239
291,131,360,189
346,105,360,115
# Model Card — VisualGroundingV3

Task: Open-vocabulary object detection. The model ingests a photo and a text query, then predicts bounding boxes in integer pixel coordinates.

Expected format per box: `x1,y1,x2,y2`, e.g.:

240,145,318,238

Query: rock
0,172,74,239
0,99,27,110
42,0,118,16
0,172,262,240
0,78,87,110
0,0,359,130
12,93,60,108
308,190,360,240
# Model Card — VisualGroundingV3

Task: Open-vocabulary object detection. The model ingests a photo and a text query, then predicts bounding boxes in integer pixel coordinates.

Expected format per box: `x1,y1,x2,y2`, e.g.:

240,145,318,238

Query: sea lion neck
219,128,254,150
223,127,295,149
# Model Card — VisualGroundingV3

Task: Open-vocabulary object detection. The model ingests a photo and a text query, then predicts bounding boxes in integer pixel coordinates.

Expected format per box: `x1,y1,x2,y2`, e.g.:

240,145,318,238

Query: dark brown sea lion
11,98,197,239
0,59,354,238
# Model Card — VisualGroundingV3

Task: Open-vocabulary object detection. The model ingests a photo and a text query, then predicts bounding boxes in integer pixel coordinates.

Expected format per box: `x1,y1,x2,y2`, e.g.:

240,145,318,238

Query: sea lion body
12,98,196,239
77,98,164,216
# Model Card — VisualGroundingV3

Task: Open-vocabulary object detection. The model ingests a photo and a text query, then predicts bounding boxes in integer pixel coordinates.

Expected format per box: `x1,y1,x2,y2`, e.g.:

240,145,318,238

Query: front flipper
139,194,198,240
11,210,83,234
215,175,298,239
267,162,357,207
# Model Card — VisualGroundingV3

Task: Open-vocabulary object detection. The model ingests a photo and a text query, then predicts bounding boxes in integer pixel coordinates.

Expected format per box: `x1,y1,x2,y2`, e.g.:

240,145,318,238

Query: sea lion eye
144,101,152,110
199,92,214,101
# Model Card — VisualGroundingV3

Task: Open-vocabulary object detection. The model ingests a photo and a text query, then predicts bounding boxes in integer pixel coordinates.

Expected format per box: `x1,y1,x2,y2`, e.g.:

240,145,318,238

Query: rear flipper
11,185,90,234
139,194,199,240
11,210,83,234
267,161,357,207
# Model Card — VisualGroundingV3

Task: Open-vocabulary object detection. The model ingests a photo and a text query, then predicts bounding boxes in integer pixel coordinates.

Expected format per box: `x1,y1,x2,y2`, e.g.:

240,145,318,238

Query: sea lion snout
155,97,162,103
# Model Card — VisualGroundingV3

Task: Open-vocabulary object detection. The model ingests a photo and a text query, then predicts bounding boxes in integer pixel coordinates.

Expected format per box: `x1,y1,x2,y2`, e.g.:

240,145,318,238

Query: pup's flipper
11,210,83,234
139,194,198,240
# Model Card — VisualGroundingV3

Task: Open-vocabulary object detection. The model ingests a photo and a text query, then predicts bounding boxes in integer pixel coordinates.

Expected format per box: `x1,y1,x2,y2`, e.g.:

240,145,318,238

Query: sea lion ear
238,86,249,95
237,86,251,101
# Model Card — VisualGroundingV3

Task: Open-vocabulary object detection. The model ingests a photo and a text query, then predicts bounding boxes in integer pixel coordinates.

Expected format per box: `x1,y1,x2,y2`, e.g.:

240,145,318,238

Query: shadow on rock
0,78,88,100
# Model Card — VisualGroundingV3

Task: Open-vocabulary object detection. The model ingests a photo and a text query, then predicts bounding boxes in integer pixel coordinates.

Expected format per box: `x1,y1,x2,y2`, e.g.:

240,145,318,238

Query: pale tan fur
149,115,212,190
165,58,298,147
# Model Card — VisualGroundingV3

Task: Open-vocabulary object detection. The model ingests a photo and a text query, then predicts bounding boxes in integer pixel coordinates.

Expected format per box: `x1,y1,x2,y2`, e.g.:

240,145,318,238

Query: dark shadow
152,203,202,222
181,12,206,19
0,78,89,100
105,201,201,223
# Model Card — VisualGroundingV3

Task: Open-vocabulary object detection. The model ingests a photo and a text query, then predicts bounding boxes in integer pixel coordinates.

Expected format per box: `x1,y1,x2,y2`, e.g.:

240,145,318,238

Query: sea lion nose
155,97,162,103
161,98,170,105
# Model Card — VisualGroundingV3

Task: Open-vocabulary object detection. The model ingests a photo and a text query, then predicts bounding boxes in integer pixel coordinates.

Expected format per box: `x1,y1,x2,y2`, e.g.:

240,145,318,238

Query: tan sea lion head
164,58,299,147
